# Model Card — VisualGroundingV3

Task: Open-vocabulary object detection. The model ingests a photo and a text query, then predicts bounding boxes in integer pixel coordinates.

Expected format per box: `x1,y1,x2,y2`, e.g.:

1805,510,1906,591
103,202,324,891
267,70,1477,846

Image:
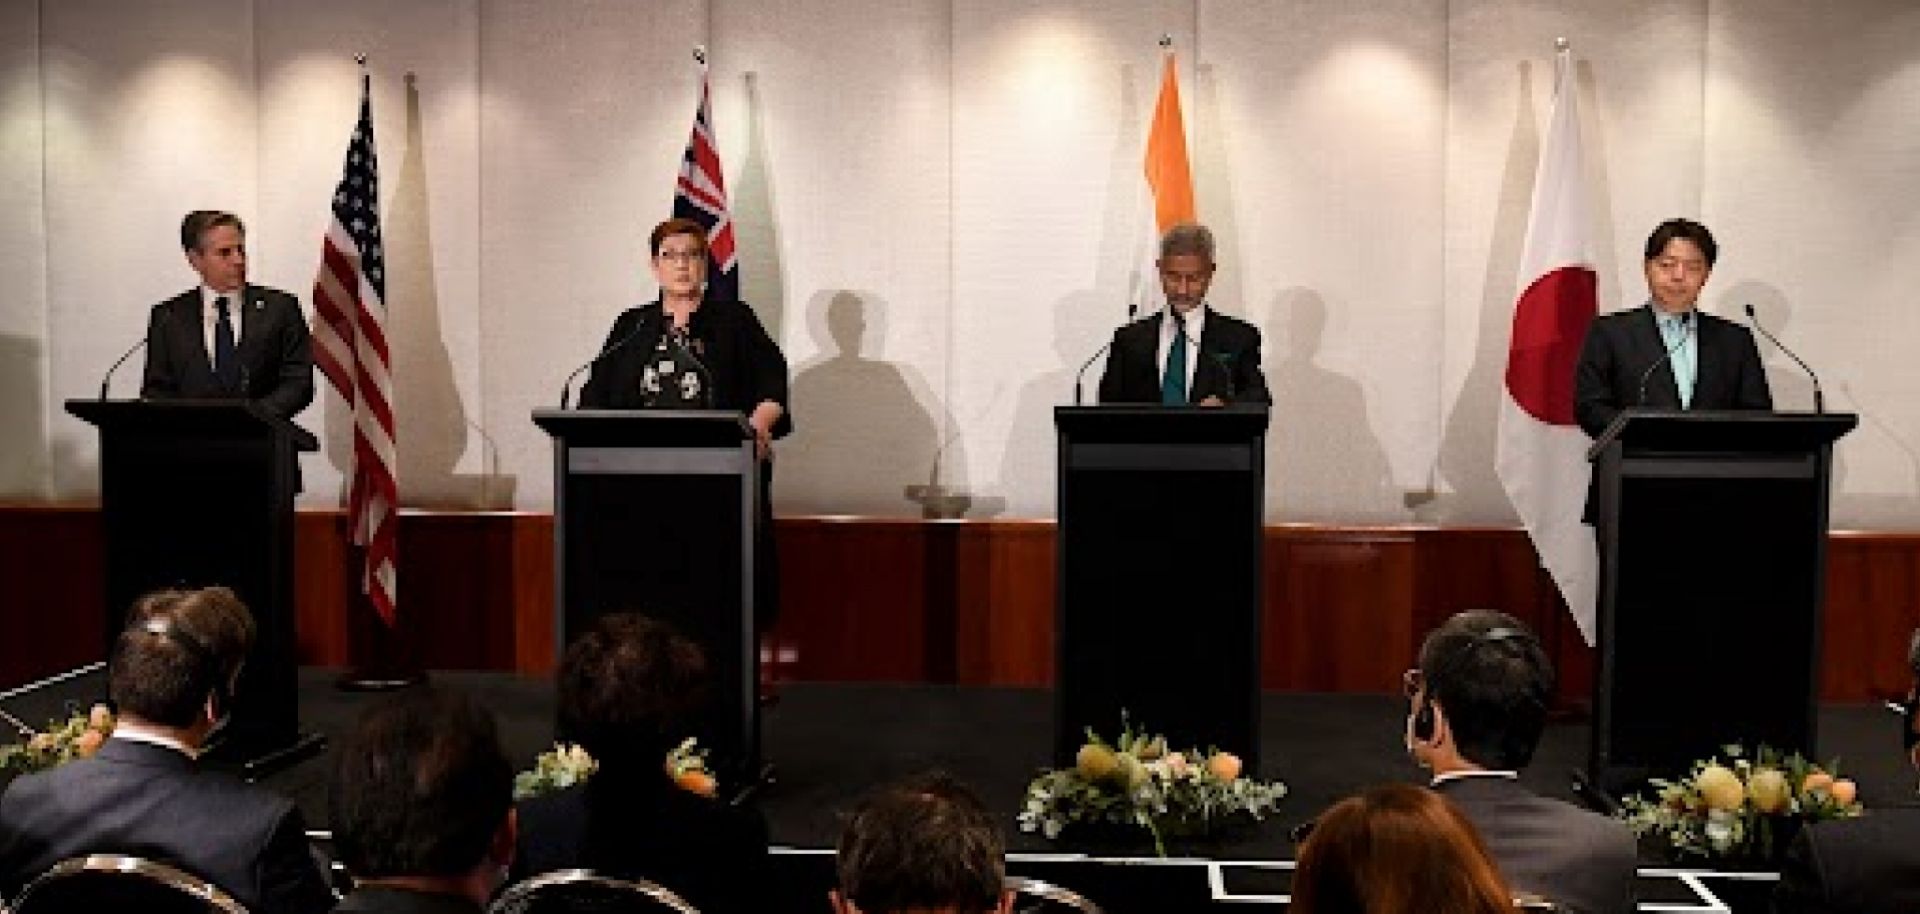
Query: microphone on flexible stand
99,338,148,400
1634,310,1693,407
1072,303,1140,405
558,318,651,408
1744,303,1824,413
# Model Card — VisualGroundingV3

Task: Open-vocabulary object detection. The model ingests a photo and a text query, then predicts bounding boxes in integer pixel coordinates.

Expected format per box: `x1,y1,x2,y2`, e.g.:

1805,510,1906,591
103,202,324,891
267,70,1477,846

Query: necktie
1161,314,1188,405
213,296,240,391
1662,313,1695,408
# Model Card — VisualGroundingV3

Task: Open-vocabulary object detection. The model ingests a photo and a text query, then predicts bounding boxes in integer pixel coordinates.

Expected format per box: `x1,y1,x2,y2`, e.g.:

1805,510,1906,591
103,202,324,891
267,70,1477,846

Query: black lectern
532,409,760,779
1054,405,1268,771
1587,409,1855,794
66,399,320,775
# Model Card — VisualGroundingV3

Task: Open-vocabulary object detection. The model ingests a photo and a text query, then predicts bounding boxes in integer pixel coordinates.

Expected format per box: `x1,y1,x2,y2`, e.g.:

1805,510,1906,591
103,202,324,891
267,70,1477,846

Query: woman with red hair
1291,783,1524,914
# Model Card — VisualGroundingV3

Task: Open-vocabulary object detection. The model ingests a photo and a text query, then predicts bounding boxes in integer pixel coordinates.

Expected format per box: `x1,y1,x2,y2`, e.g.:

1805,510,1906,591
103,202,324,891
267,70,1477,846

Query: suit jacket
1097,309,1271,405
577,300,793,438
1434,776,1637,914
1773,805,1920,914
332,887,482,914
0,738,333,914
141,285,316,422
512,772,770,914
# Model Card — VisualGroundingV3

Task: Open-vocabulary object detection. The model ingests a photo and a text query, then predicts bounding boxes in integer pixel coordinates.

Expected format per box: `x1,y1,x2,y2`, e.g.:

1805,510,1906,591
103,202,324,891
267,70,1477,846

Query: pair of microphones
1634,303,1823,412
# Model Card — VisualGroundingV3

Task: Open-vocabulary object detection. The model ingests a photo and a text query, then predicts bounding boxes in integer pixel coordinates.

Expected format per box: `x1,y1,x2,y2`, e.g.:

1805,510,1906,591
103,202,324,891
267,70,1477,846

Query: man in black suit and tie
141,210,314,421
1574,218,1772,445
329,688,516,914
1405,611,1637,914
0,587,332,914
1772,628,1920,913
1098,222,1269,406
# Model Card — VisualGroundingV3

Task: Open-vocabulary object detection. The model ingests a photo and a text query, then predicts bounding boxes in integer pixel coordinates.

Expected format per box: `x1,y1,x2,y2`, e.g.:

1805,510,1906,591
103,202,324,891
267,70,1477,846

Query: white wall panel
257,0,485,507
0,0,48,497
41,0,259,497
1437,0,1708,524
1203,0,1447,523
1704,0,1920,528
477,0,705,510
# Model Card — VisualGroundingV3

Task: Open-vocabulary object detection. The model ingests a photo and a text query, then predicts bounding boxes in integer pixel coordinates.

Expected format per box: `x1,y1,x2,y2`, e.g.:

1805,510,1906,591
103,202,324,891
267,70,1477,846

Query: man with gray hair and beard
1098,222,1270,406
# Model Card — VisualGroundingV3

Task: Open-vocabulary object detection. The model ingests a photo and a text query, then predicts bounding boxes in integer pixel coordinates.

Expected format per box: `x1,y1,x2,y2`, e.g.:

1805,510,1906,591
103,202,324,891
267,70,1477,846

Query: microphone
99,338,147,400
1634,310,1693,407
1072,303,1139,405
1744,303,1824,413
558,318,650,408
664,327,716,408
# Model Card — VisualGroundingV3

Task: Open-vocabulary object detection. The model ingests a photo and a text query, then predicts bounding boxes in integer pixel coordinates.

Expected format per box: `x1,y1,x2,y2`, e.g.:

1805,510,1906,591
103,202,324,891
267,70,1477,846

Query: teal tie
1161,314,1188,405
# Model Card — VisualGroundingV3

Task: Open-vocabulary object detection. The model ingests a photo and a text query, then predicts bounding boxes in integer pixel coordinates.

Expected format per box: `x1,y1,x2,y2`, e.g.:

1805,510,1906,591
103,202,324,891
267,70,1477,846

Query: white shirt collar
1430,768,1519,786
1161,302,1209,339
110,721,201,760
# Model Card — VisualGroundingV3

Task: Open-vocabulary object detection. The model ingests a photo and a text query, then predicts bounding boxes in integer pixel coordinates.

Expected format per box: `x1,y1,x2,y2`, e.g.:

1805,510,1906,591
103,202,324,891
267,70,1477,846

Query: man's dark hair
835,772,1006,914
180,210,245,253
109,587,256,728
1643,217,1717,268
1417,610,1554,770
329,687,512,879
556,613,709,769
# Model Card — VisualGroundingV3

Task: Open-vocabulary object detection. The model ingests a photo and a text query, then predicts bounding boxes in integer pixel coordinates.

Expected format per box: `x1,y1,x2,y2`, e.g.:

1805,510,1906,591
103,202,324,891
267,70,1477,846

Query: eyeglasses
657,250,704,263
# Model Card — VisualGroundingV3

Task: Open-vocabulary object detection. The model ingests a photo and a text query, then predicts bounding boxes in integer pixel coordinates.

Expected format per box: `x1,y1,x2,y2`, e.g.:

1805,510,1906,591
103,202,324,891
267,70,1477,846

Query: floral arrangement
0,704,116,776
513,737,718,800
1018,720,1287,855
1620,744,1863,861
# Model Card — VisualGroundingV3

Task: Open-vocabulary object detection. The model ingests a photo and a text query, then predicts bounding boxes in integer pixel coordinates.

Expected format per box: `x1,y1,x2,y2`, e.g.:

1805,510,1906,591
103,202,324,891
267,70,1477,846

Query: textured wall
3,0,1917,528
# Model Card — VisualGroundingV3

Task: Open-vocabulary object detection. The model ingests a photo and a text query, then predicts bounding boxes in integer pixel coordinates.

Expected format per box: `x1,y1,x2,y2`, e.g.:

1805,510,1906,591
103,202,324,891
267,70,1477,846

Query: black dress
578,300,791,623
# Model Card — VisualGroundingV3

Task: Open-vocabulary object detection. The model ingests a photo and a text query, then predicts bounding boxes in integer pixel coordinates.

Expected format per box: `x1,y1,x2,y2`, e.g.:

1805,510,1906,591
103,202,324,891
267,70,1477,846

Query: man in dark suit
141,210,314,421
831,773,1013,914
0,587,332,914
329,688,516,914
512,614,769,914
1405,611,1636,914
1098,222,1269,406
1574,219,1772,509
1772,628,1920,913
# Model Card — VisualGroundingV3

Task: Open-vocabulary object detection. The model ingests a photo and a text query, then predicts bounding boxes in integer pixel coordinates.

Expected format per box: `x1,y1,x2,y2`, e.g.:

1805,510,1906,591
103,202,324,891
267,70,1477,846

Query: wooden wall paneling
1262,527,1419,692
0,505,104,688
1410,528,1594,706
772,519,930,682
292,510,351,668
510,513,556,674
1823,535,1920,702
952,521,1054,687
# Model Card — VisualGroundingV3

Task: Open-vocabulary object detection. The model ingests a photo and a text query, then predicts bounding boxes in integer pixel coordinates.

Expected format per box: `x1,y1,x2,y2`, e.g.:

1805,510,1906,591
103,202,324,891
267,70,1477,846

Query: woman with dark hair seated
512,613,770,913
1290,783,1522,914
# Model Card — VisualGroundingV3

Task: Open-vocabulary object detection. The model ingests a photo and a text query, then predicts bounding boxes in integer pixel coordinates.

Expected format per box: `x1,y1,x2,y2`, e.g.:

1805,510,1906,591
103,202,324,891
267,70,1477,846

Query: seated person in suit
831,773,1012,914
1404,610,1636,914
1290,783,1515,914
1773,627,1920,913
512,613,769,913
0,587,332,914
1097,222,1270,406
142,210,314,420
329,687,516,914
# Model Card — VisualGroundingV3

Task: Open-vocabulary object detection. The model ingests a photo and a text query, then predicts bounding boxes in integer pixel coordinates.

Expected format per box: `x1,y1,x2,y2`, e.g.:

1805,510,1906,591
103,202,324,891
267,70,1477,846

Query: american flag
311,73,398,625
672,53,738,303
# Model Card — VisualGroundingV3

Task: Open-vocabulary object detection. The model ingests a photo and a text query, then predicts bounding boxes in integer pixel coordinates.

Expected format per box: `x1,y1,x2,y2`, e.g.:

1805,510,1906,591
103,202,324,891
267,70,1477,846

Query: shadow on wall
779,290,968,518
1265,288,1396,522
734,72,786,343
1000,291,1116,518
1431,60,1540,524
326,75,513,510
0,334,49,499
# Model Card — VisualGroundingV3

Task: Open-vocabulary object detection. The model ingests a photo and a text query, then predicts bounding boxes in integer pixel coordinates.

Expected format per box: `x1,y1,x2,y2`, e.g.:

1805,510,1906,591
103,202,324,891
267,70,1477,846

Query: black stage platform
4,667,1911,912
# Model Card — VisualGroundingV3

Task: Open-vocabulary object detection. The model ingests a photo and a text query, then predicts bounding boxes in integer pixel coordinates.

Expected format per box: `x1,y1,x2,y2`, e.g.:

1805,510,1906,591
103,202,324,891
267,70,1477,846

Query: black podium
66,399,320,775
1053,405,1268,770
1587,409,1855,794
532,409,761,779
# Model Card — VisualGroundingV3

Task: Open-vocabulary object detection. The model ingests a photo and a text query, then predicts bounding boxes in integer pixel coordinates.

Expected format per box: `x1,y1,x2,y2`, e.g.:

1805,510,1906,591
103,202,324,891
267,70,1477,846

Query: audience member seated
1772,627,1920,913
329,687,516,914
1404,610,1635,914
0,587,333,914
512,614,769,913
831,773,1013,914
1289,783,1515,914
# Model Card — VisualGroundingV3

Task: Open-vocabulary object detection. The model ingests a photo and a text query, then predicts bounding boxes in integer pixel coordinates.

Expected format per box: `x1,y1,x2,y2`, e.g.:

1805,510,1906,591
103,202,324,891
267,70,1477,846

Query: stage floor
4,668,1909,912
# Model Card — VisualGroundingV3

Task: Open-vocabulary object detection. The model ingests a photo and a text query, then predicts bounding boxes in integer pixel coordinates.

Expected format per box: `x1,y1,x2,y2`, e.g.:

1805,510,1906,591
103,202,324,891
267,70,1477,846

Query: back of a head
1417,610,1553,770
108,587,256,728
836,773,1006,914
329,687,512,880
1291,784,1513,914
557,613,709,770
